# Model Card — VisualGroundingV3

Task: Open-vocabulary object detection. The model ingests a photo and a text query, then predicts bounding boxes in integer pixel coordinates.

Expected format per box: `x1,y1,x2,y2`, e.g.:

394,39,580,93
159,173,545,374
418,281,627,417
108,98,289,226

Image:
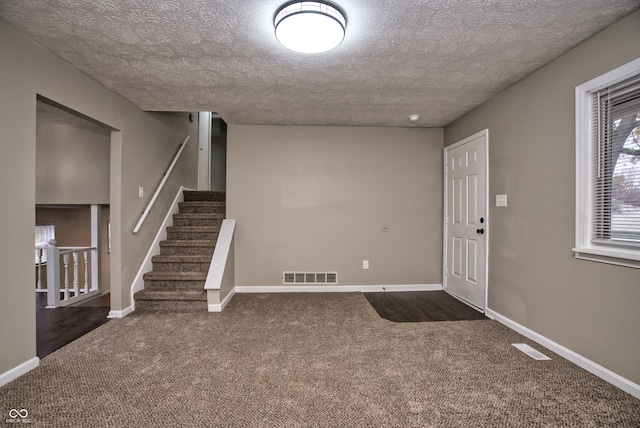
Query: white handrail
133,135,190,234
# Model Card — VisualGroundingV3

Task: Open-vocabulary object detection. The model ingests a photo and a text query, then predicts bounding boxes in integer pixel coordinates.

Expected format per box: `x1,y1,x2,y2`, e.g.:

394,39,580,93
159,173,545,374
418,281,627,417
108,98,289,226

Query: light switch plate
496,194,507,207
138,186,144,198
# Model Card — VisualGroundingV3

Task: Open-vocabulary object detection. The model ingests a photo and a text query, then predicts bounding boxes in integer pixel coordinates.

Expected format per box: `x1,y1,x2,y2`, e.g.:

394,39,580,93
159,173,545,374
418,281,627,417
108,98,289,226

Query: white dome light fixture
274,1,346,54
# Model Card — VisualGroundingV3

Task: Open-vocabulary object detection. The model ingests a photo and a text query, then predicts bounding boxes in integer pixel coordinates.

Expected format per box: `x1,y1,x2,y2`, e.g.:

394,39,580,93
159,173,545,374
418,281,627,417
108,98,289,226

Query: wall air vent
283,272,338,285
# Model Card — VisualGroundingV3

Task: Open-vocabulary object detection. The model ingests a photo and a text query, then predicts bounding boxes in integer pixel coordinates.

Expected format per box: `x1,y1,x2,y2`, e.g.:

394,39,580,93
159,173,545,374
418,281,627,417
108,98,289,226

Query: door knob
476,228,484,234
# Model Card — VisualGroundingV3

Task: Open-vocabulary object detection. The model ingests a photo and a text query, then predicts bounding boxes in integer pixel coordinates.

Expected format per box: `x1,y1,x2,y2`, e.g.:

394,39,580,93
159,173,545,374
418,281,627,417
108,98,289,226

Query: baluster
36,249,43,291
63,253,70,301
83,250,89,293
72,251,79,297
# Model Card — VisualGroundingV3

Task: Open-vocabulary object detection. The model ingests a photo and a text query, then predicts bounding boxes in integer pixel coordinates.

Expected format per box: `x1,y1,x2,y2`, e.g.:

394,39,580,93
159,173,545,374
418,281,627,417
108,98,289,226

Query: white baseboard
0,357,39,387
235,284,442,293
486,308,640,400
107,305,134,319
208,288,236,312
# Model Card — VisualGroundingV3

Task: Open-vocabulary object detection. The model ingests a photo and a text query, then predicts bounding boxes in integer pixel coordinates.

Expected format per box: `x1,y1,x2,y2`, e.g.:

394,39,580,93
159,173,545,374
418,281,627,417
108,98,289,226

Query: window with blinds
574,58,640,269
592,76,640,244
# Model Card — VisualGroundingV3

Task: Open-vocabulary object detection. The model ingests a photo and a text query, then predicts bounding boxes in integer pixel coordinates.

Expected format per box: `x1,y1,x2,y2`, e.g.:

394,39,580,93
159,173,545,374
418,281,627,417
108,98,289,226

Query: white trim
574,248,640,269
443,129,489,310
198,112,212,191
107,305,134,319
204,219,236,290
235,284,442,293
130,186,190,297
574,58,640,269
208,288,236,312
486,307,640,400
91,205,100,292
0,357,39,387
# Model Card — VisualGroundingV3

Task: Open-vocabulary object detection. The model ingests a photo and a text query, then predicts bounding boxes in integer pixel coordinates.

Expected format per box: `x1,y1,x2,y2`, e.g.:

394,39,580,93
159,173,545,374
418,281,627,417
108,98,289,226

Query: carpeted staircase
134,191,225,312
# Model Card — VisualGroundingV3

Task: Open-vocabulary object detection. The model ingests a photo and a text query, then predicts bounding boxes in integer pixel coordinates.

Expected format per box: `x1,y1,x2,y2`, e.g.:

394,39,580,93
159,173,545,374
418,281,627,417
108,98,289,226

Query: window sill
573,247,640,269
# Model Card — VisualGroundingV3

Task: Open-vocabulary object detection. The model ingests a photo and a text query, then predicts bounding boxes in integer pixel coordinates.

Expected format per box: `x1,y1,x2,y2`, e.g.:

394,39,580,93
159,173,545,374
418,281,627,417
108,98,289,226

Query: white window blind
591,76,640,245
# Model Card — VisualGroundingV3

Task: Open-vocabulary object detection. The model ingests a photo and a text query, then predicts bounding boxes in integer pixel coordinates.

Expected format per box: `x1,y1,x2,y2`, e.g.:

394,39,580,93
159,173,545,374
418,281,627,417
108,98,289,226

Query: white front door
444,130,488,310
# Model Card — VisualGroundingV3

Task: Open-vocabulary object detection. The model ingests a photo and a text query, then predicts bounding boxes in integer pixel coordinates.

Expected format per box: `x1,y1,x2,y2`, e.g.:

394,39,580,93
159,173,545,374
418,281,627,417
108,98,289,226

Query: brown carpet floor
1,293,639,427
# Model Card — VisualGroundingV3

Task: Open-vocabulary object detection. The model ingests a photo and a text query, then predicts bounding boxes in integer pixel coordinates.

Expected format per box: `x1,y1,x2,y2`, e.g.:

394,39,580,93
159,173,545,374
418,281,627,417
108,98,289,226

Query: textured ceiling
2,1,639,127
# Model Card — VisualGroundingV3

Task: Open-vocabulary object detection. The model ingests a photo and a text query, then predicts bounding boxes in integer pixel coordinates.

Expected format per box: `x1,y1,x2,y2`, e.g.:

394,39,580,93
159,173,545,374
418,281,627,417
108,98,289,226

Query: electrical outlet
363,260,369,270
138,186,144,198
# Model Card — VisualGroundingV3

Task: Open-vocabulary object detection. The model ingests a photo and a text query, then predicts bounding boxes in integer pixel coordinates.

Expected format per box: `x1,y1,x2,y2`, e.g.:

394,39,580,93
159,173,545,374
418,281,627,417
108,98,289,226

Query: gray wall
36,124,110,205
444,11,640,384
0,20,198,377
227,125,443,287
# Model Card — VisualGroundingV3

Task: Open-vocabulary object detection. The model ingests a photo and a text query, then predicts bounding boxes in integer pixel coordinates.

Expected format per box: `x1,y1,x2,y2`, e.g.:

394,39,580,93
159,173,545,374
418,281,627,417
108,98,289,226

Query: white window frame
574,57,640,269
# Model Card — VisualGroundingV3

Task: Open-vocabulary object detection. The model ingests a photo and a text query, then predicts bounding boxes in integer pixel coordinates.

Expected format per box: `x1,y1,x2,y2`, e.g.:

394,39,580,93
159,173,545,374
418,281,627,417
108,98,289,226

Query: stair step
143,271,207,281
143,279,206,292
178,201,226,214
173,213,224,227
134,289,208,313
151,255,211,272
135,299,208,313
166,226,220,240
159,240,216,256
150,263,210,273
183,191,226,202
135,289,207,301
142,271,207,292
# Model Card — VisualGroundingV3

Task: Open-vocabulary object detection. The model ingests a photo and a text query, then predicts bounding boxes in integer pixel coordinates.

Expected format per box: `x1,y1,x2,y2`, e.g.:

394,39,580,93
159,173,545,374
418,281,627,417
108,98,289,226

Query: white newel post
46,241,61,308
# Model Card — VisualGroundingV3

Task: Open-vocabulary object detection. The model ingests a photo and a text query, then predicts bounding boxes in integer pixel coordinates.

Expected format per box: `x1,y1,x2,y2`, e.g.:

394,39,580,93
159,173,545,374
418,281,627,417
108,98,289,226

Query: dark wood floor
363,291,489,322
36,293,111,358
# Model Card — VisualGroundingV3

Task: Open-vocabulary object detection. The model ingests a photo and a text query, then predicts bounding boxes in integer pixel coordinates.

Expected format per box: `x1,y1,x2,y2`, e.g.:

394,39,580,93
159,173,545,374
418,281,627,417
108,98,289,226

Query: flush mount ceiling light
274,1,346,54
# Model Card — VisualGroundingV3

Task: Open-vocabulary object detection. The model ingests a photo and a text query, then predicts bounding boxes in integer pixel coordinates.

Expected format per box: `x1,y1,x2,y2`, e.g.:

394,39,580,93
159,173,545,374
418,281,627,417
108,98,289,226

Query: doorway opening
198,112,227,191
35,97,113,356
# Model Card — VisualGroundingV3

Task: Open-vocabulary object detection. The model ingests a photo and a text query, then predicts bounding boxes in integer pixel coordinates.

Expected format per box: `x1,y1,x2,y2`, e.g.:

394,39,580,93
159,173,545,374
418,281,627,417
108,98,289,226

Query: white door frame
198,111,212,190
442,129,489,311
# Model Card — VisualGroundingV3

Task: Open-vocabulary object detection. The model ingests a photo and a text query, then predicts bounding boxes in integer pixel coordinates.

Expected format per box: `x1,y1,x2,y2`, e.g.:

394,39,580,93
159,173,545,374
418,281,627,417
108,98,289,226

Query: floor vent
512,343,551,360
283,272,338,285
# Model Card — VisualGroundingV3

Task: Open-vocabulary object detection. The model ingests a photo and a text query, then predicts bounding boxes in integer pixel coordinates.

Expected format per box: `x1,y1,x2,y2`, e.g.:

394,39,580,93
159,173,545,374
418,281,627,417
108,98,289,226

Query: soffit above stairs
1,1,639,127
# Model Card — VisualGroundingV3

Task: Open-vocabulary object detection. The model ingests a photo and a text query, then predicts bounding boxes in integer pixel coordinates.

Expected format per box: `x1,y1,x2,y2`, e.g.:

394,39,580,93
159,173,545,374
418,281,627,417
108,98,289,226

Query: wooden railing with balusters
36,241,100,308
